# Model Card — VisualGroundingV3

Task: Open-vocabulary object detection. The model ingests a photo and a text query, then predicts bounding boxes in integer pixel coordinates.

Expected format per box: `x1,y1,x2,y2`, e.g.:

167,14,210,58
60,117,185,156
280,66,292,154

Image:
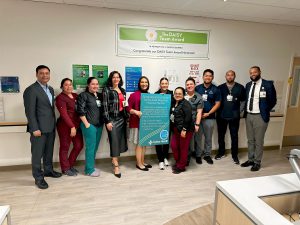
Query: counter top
216,173,300,225
0,205,10,224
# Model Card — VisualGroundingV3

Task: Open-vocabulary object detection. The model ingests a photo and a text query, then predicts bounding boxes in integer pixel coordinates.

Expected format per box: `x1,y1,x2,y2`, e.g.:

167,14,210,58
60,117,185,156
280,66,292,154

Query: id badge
123,101,128,107
96,100,101,107
227,95,233,101
260,91,266,98
202,94,208,101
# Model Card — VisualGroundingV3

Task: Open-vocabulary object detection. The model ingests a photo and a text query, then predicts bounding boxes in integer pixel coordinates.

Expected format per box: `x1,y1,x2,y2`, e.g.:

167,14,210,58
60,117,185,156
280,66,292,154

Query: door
283,57,300,146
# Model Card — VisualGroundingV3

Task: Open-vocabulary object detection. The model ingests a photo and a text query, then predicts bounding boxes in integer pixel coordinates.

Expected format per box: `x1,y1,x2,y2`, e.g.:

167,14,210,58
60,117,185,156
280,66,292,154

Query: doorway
283,57,300,146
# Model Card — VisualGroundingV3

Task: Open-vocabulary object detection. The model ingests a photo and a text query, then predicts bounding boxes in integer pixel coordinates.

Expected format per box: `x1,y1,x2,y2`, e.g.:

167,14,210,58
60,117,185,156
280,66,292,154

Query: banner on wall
125,66,142,92
92,65,108,88
72,64,89,90
117,24,209,59
139,93,171,146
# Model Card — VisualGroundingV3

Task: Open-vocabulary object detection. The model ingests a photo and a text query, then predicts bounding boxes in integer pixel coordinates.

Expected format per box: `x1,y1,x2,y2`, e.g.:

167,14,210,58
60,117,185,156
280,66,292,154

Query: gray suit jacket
23,81,56,133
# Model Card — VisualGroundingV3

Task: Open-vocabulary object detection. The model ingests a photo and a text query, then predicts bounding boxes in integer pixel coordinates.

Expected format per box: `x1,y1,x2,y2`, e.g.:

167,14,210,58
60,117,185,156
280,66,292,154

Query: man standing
23,65,62,189
241,66,277,171
195,69,221,164
215,70,246,164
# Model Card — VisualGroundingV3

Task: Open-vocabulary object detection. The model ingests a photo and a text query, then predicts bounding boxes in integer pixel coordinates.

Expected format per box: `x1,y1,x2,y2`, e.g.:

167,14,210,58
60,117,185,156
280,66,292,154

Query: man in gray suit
23,65,62,189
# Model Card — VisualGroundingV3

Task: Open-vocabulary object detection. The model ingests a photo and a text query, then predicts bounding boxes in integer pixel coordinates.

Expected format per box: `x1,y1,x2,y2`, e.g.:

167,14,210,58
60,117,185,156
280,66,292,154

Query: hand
85,123,91,129
33,130,41,137
194,125,199,132
70,127,76,137
202,113,210,119
181,130,186,138
135,110,142,118
106,122,113,131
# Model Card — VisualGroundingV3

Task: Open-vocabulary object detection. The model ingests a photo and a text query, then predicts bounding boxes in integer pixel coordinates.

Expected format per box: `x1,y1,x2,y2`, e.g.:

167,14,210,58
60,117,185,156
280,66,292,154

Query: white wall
0,0,299,166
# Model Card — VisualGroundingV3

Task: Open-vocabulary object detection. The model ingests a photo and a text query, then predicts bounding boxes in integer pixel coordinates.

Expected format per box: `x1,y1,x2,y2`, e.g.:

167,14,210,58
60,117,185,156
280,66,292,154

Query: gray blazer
23,81,56,133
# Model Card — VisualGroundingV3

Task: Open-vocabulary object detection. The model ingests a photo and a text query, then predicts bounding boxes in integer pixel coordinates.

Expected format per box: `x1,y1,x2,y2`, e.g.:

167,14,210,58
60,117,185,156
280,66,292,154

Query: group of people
23,65,276,189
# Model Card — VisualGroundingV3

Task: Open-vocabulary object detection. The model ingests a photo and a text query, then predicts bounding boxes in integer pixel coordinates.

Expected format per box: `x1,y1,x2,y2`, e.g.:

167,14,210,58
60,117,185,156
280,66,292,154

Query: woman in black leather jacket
170,87,193,174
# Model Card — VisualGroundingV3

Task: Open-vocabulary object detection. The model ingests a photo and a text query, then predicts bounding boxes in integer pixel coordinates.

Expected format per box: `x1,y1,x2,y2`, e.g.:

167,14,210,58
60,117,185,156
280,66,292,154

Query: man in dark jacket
216,70,246,165
241,66,277,171
23,65,62,189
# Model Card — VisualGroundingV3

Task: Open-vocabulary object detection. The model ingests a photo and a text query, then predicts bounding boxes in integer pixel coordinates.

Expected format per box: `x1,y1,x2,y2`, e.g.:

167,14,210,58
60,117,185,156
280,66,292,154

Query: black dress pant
217,118,240,158
30,132,55,181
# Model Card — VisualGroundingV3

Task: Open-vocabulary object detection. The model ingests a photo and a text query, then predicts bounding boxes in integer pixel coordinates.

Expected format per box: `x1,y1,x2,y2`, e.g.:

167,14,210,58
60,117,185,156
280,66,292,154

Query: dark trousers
171,128,193,170
30,132,55,181
155,144,169,162
57,122,84,172
217,117,240,158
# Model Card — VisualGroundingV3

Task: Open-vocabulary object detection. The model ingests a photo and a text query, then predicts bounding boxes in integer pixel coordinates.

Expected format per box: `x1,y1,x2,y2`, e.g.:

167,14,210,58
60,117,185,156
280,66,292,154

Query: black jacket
77,91,104,127
172,99,193,132
102,86,126,123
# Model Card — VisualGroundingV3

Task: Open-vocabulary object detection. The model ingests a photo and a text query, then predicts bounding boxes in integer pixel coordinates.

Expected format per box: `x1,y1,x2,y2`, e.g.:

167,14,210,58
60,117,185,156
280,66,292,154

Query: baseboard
0,145,281,171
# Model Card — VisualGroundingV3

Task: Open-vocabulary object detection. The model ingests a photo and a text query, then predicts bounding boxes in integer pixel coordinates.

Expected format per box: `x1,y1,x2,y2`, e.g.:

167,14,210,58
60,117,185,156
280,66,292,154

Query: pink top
127,90,141,128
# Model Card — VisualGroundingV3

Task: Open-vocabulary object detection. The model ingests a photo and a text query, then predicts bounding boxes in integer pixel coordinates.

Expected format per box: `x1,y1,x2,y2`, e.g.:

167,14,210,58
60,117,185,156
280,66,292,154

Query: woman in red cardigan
56,78,83,176
127,76,152,171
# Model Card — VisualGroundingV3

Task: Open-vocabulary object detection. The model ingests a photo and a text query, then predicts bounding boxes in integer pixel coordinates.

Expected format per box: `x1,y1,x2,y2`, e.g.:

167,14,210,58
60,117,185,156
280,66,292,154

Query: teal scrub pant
80,122,103,174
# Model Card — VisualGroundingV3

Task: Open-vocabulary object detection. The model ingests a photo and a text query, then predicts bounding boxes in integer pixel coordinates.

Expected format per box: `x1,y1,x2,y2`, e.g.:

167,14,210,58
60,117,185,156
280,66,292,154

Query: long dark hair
106,71,123,87
138,76,150,92
85,77,98,92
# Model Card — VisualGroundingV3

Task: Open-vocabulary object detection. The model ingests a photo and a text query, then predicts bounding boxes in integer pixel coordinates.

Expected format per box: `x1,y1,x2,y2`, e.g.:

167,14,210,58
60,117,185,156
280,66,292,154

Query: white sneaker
159,162,165,170
164,158,169,166
88,170,100,177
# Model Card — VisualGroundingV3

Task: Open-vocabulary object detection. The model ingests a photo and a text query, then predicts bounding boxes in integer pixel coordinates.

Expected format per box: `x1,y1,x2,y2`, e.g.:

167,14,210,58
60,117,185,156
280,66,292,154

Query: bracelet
182,128,187,131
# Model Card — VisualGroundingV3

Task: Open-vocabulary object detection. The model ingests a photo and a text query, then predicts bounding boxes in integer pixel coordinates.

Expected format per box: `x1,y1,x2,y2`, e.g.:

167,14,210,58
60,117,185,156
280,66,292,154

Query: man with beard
241,66,277,171
215,70,246,165
195,69,221,164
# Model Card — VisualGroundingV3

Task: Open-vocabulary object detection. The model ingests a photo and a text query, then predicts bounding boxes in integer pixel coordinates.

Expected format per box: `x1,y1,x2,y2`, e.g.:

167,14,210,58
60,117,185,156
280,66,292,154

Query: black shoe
251,163,261,171
112,163,121,178
172,167,186,174
196,157,202,164
136,165,149,171
35,179,48,189
241,160,254,167
172,165,177,170
232,157,240,165
191,151,196,159
144,164,152,168
70,167,79,174
203,156,213,164
215,154,225,160
44,170,62,178
63,169,77,176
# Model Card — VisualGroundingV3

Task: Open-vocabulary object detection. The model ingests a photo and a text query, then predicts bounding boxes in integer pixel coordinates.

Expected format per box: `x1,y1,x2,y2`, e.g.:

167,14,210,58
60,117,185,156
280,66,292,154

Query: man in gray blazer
23,65,62,189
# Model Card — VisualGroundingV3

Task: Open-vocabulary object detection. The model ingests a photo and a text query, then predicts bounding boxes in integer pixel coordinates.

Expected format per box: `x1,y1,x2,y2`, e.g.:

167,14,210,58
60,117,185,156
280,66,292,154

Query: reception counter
214,173,300,225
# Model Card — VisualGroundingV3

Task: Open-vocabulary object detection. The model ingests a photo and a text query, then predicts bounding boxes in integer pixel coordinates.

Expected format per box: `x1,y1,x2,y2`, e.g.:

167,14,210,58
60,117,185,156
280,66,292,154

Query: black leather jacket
77,91,104,127
172,99,193,132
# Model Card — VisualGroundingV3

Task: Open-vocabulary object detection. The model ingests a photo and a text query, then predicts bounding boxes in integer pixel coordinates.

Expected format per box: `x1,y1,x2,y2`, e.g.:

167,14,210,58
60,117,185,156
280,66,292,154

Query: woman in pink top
127,76,152,171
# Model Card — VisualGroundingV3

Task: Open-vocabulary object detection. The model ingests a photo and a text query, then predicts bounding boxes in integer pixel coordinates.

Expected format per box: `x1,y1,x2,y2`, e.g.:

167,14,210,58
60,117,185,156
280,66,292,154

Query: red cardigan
127,90,142,128
55,92,80,128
